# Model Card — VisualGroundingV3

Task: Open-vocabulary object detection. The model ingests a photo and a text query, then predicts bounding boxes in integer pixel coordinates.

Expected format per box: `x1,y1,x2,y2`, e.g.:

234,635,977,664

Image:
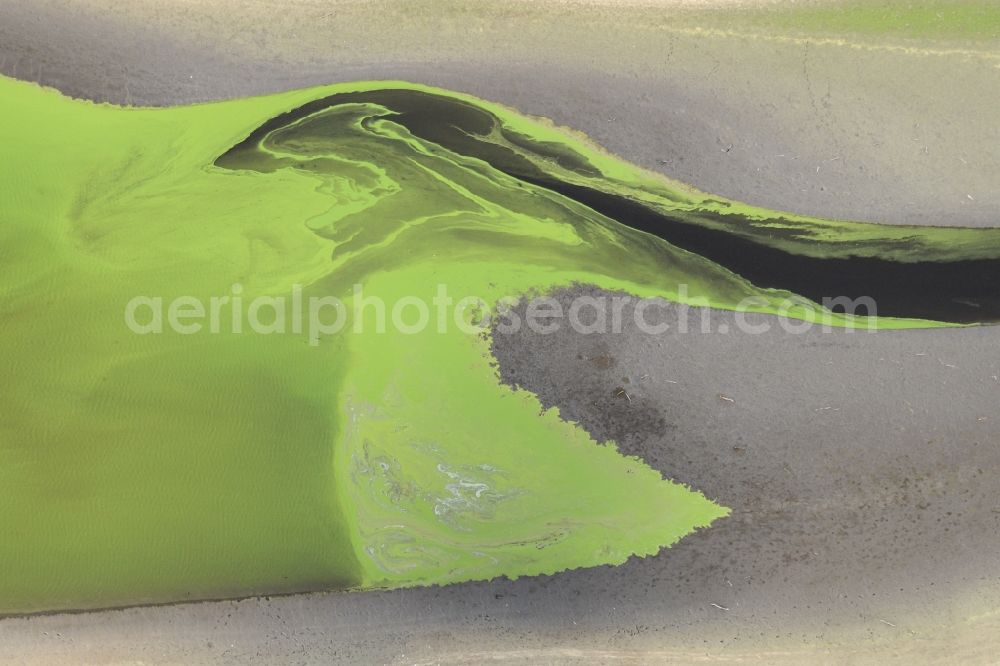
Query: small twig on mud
718,394,735,404
709,603,729,611
879,619,896,628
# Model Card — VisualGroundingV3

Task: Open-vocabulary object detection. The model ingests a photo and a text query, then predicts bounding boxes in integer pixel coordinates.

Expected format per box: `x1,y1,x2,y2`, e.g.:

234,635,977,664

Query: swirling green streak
433,91,1000,266
2,71,989,612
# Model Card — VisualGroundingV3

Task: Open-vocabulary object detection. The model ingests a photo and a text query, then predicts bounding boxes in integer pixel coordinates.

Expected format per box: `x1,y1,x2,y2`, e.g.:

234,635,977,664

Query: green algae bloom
2,75,999,613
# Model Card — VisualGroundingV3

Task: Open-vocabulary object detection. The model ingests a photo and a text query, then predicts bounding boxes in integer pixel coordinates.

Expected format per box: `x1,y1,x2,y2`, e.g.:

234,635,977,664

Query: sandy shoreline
2,0,999,663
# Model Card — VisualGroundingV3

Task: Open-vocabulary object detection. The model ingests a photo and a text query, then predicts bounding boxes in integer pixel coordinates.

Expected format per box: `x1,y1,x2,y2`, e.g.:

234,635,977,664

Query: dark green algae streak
2,76,999,614
220,88,1000,325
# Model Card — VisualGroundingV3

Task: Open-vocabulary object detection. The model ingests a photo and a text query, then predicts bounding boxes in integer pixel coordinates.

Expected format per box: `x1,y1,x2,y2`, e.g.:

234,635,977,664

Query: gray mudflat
491,287,1000,639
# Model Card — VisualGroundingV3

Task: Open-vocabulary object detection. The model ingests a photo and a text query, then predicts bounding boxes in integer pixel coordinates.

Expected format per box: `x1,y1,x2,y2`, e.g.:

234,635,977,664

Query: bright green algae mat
0,76,725,613
1,74,997,613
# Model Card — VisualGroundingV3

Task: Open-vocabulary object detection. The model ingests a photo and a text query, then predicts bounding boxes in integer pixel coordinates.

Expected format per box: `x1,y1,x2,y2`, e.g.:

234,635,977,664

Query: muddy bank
491,285,1000,637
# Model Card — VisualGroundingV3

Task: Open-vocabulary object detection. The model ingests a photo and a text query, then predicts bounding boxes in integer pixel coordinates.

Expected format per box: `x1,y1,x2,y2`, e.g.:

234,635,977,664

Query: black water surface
218,89,1000,324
